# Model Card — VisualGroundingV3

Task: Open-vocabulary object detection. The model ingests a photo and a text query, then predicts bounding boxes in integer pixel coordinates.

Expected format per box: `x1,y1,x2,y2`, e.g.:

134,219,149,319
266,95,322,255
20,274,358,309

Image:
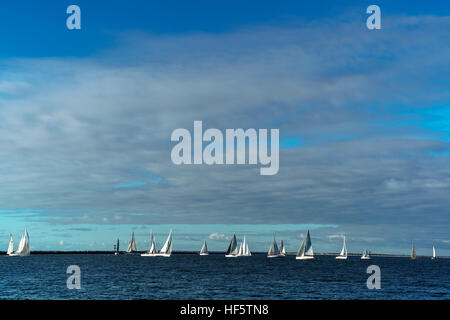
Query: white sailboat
199,240,209,256
225,233,239,257
279,240,286,256
237,236,251,257
142,230,173,257
361,248,370,260
336,236,348,259
296,230,314,260
432,246,436,259
9,229,30,257
125,232,138,254
267,235,281,258
6,234,14,255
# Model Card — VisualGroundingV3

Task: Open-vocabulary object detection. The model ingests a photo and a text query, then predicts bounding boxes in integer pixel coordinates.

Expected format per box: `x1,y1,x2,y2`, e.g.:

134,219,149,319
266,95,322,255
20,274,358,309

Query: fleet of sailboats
141,230,173,257
199,240,209,255
336,236,348,260
296,230,314,260
7,229,30,257
3,229,442,259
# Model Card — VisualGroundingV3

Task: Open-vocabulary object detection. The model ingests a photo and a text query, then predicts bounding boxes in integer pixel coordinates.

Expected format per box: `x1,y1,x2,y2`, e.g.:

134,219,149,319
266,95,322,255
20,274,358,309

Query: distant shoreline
0,251,447,258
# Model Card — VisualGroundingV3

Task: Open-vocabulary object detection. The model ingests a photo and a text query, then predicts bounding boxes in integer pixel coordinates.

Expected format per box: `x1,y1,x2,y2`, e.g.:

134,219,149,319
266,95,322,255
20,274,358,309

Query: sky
0,1,449,255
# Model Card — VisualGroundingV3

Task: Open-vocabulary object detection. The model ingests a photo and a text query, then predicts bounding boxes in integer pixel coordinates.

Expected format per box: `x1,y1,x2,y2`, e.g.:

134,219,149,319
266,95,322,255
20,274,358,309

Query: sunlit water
0,254,448,299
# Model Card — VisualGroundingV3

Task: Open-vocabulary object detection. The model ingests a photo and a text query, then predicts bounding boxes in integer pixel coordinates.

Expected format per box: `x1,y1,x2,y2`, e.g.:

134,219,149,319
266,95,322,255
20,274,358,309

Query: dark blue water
0,254,448,299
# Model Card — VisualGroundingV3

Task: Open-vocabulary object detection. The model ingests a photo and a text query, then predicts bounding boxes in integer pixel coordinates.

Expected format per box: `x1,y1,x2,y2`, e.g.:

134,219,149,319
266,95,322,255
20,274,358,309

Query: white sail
160,229,173,254
237,242,243,255
200,240,209,255
126,232,137,253
280,240,286,256
11,229,30,256
7,234,14,255
268,235,280,257
147,231,156,254
336,236,347,259
432,246,436,259
296,230,314,260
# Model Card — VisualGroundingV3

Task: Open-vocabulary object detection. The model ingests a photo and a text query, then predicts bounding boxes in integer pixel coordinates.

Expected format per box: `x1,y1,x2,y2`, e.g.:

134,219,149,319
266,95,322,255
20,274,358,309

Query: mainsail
268,235,280,256
200,240,208,255
432,246,436,259
7,234,14,255
126,232,137,253
160,229,173,254
226,233,238,256
296,230,314,258
339,237,347,257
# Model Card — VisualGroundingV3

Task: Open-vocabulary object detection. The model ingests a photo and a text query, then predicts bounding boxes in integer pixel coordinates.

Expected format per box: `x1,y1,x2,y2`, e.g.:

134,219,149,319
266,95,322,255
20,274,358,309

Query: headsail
432,246,436,259
280,240,286,255
14,228,30,255
7,234,14,255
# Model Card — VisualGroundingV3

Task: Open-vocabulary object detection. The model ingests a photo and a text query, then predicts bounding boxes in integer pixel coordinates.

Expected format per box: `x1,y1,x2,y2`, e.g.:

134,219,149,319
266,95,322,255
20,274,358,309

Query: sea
0,254,448,300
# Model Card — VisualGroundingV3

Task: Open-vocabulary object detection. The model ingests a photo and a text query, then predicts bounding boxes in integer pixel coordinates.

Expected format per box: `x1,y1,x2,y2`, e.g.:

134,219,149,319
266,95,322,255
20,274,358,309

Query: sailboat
361,248,370,260
199,240,209,256
225,233,239,257
114,238,120,255
142,230,173,257
279,240,286,256
6,234,14,256
125,232,138,254
9,229,30,257
267,235,281,258
411,241,416,259
432,246,436,259
237,236,251,257
336,236,348,259
296,230,314,260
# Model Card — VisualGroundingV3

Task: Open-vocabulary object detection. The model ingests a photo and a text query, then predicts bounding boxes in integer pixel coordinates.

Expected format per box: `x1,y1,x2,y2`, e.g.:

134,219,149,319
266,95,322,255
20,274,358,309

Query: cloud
208,233,229,241
0,14,448,253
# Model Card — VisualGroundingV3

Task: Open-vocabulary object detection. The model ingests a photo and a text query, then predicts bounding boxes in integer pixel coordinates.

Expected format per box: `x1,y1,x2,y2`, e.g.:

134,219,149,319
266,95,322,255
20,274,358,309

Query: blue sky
0,1,449,255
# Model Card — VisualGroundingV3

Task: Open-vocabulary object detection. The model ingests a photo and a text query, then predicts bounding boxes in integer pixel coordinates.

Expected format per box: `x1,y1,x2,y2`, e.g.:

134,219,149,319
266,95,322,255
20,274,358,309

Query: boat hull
199,253,209,256
361,256,370,260
8,253,30,257
141,253,171,257
336,256,348,259
267,255,282,258
296,255,314,260
225,254,238,258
